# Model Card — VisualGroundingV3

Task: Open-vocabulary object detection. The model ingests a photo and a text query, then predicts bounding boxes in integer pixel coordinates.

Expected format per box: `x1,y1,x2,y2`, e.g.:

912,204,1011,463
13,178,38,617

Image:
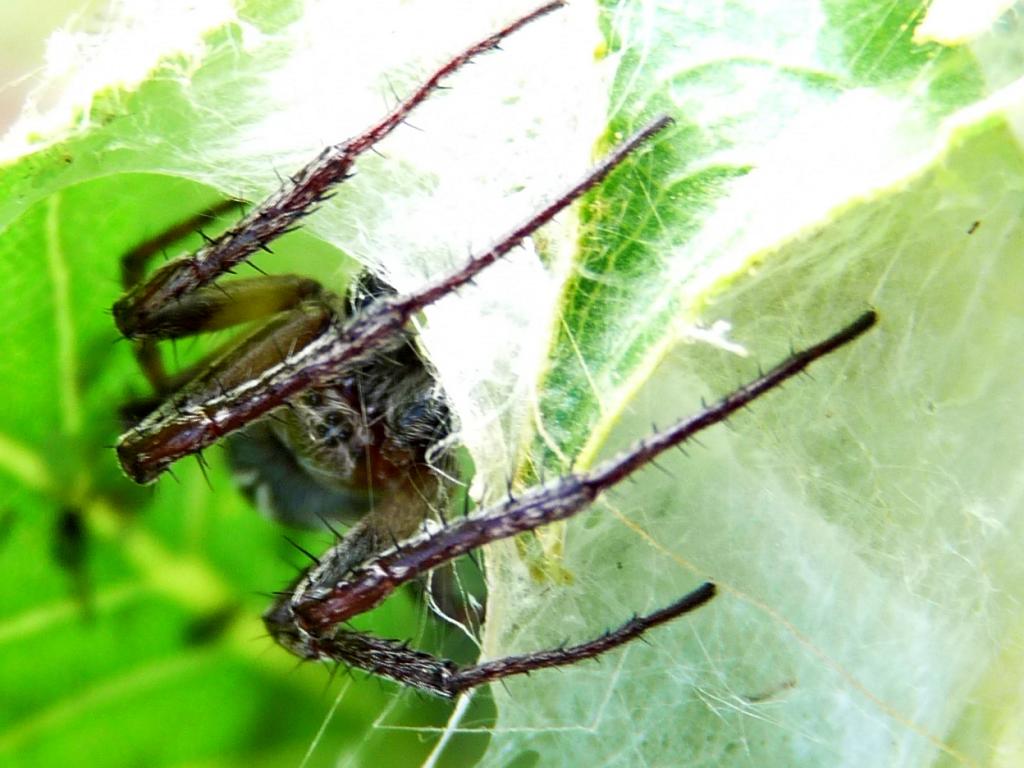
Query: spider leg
281,311,877,634
296,582,715,698
132,274,326,394
112,1,567,340
263,467,454,662
117,300,334,483
119,199,240,392
120,200,239,290
115,115,674,484
133,274,325,346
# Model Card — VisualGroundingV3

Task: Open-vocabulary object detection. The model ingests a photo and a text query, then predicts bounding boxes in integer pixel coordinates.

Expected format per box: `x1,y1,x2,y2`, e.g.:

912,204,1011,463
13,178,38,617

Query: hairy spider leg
301,583,717,697
120,199,239,289
118,298,333,482
112,1,567,340
129,274,327,399
119,200,237,392
120,291,452,559
116,115,674,484
264,311,878,697
117,196,329,398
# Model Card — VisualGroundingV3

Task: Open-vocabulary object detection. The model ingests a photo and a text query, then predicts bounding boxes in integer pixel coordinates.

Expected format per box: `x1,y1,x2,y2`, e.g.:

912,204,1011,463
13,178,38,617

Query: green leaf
1,1,1023,767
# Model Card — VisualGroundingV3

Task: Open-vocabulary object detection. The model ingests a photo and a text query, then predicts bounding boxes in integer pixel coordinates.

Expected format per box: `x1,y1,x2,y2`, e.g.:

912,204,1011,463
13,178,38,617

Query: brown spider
112,1,876,698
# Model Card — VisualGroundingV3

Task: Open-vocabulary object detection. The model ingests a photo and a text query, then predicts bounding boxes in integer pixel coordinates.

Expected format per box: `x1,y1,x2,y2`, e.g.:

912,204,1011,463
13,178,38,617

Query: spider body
112,2,877,699
222,273,451,531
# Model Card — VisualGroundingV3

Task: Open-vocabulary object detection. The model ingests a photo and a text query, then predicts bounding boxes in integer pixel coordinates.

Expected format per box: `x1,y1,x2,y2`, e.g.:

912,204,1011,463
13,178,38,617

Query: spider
112,1,876,699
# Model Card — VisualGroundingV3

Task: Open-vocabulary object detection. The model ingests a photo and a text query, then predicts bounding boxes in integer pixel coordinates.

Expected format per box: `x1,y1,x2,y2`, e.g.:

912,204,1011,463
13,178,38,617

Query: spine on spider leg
294,311,877,633
115,115,673,484
112,1,566,340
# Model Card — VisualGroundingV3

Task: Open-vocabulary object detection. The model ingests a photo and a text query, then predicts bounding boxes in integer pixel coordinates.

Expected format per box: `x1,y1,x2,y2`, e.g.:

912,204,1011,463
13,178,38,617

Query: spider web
1,1,1024,767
